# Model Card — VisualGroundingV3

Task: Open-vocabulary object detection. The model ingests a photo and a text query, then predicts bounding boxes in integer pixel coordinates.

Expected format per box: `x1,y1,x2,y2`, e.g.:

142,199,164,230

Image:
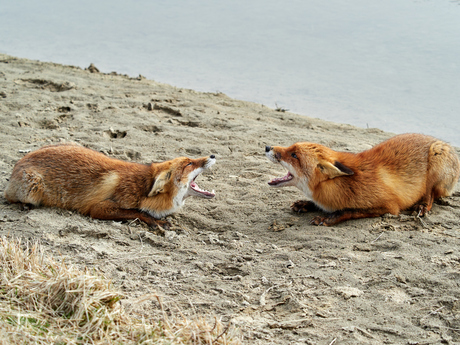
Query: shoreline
1,54,460,344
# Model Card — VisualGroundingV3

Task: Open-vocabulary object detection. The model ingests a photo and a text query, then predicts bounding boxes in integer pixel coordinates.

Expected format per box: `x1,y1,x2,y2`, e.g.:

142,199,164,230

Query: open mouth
188,176,215,199
268,171,294,186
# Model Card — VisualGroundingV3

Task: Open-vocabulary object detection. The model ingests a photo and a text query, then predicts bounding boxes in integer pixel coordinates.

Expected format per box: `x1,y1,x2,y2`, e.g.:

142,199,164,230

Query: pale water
1,0,459,145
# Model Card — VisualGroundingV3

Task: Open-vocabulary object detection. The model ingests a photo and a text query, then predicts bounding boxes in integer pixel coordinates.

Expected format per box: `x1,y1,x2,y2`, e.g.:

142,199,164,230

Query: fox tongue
190,181,215,198
268,172,294,186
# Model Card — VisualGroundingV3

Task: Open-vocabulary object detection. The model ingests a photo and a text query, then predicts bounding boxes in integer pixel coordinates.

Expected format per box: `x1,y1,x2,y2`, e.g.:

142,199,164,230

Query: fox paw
291,200,318,213
310,215,328,226
155,219,171,230
414,204,428,217
19,203,34,211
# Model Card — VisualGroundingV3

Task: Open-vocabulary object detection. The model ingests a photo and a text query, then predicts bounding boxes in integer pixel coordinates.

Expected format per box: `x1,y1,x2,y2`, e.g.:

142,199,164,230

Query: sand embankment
1,54,459,344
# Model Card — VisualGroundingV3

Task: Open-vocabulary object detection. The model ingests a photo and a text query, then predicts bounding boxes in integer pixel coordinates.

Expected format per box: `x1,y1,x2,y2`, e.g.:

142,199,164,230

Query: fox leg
87,200,170,229
7,201,36,211
413,193,434,217
413,175,450,217
18,203,35,211
291,200,321,213
415,140,460,217
310,209,384,226
413,183,449,217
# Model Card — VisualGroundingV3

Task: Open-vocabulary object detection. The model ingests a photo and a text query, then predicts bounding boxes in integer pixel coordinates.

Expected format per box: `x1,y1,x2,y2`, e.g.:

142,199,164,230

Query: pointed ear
318,161,354,179
148,170,172,197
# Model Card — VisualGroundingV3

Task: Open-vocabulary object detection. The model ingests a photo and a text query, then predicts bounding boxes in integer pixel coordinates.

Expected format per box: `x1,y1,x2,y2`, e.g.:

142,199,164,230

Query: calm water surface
1,0,459,145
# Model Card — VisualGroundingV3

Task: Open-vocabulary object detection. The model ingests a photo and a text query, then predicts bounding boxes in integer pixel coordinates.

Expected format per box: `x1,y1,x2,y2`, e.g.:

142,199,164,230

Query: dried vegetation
0,237,241,345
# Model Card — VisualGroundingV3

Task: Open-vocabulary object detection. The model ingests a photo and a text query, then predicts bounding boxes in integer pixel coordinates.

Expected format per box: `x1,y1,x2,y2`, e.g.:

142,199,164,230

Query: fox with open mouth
4,143,216,229
266,133,459,226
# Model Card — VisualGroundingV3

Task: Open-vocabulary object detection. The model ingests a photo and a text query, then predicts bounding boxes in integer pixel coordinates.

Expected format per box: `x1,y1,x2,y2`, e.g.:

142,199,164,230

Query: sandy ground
1,54,460,345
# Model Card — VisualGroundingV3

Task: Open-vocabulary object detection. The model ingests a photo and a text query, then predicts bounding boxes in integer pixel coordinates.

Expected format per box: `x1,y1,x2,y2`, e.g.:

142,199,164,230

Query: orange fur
266,133,460,226
5,144,216,227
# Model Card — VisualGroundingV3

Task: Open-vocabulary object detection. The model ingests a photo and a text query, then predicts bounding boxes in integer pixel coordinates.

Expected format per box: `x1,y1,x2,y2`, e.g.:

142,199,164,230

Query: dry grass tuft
0,237,241,344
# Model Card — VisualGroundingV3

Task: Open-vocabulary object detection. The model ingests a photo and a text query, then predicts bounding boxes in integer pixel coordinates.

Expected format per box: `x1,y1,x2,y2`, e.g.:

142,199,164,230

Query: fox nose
210,155,216,159
265,146,272,153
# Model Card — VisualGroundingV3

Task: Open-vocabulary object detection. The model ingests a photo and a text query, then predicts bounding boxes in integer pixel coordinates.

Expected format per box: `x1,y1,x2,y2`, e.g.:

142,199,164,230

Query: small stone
87,63,100,73
335,286,364,299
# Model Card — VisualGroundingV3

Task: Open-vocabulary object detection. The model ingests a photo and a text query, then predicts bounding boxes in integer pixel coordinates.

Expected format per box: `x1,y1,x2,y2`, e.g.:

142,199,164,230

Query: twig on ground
421,305,445,320
371,232,384,243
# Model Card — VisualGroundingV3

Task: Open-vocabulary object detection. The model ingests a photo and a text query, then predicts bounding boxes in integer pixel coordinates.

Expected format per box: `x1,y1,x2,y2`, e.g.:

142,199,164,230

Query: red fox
4,144,216,228
266,133,460,226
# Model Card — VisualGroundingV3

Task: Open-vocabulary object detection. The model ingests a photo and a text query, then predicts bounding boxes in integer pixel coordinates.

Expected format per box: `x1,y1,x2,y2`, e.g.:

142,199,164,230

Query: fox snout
265,146,280,162
205,155,216,168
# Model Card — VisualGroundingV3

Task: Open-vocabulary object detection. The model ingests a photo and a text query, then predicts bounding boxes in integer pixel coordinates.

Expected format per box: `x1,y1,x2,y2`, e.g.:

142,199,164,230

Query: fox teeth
276,173,293,182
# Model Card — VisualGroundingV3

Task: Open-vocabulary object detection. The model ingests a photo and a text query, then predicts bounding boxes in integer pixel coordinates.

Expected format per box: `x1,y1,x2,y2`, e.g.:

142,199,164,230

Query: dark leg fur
310,209,384,226
19,203,35,211
412,203,429,217
291,200,321,213
6,200,35,211
412,191,436,217
88,200,170,230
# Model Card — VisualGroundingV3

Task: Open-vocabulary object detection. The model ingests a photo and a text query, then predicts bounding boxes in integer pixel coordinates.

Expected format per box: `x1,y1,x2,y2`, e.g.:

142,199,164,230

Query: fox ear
148,170,172,197
318,161,354,179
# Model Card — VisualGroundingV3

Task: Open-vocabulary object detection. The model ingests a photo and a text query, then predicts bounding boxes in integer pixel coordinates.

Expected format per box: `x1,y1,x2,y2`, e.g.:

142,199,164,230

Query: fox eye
186,162,193,167
291,153,298,159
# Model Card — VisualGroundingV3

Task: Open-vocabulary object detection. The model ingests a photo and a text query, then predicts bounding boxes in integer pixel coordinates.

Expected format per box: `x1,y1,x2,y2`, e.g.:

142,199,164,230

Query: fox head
149,155,216,198
265,143,353,197
143,155,216,219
